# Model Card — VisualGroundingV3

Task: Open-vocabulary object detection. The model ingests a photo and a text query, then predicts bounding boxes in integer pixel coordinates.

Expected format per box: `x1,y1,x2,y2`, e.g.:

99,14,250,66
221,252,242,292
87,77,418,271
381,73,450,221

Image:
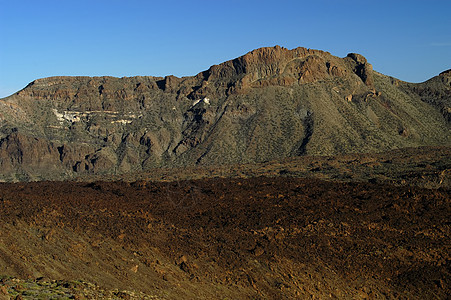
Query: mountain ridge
0,46,449,181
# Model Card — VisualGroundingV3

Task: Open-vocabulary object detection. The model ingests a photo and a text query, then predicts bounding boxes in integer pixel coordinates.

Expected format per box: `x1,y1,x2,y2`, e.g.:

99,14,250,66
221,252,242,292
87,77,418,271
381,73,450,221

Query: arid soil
101,146,451,190
0,157,449,299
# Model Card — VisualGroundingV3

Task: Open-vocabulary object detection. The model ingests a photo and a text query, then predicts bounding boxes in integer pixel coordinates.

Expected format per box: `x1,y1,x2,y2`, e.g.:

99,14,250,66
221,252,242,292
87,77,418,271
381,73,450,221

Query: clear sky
1,0,450,98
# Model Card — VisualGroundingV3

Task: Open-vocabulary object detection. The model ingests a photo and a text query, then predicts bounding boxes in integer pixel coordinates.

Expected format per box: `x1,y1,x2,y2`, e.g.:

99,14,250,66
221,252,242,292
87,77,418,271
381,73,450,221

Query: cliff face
0,46,449,181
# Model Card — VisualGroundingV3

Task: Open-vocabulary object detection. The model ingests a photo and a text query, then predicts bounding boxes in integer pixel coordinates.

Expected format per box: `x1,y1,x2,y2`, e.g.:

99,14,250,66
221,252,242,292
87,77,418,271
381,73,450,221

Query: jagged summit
16,46,375,100
0,46,449,181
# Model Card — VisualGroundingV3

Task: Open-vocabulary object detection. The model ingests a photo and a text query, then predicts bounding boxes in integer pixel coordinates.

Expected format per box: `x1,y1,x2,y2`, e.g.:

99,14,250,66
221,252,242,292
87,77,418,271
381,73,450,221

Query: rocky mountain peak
0,46,449,181
207,46,335,80
13,46,376,104
197,46,369,96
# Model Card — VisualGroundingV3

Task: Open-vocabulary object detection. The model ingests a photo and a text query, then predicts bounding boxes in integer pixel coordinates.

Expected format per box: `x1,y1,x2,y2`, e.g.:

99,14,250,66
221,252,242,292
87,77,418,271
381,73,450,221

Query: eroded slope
0,46,449,181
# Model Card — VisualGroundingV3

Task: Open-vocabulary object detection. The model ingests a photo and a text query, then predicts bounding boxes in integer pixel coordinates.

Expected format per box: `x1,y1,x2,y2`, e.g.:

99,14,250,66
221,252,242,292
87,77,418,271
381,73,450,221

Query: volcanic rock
0,46,449,181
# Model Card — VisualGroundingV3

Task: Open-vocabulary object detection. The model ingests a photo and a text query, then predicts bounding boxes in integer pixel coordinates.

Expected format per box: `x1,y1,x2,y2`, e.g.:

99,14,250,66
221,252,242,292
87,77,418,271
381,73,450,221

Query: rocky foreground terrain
0,46,450,299
0,147,450,299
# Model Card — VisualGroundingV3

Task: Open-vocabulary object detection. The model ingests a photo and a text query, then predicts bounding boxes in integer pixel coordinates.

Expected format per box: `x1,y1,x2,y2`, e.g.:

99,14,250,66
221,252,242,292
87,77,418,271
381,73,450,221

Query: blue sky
1,0,450,98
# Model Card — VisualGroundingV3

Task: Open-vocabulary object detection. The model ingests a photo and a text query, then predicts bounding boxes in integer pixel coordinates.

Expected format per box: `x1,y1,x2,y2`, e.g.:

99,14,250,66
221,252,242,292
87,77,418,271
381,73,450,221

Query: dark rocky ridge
0,46,449,181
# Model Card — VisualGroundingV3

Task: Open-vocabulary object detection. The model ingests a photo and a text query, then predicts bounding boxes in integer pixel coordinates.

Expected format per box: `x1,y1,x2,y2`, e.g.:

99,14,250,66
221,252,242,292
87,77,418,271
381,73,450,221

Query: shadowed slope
0,46,449,181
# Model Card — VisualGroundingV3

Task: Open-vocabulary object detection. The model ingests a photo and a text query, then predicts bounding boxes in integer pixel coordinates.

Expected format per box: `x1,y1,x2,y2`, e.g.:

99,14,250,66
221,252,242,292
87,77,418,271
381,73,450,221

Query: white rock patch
191,97,211,107
52,109,138,125
111,120,133,124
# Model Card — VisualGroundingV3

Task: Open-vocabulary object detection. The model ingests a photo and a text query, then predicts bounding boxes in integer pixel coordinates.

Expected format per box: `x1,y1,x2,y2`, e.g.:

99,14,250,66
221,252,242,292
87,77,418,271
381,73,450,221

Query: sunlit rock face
0,46,449,181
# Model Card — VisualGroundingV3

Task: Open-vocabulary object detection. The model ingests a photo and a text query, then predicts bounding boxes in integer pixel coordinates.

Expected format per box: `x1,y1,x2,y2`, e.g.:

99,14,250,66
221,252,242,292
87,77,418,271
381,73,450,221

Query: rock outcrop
346,53,374,87
0,46,449,181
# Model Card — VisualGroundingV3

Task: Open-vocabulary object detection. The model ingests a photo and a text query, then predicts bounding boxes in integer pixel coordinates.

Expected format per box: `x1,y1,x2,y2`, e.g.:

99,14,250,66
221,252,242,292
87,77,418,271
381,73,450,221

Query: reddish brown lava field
0,175,449,299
